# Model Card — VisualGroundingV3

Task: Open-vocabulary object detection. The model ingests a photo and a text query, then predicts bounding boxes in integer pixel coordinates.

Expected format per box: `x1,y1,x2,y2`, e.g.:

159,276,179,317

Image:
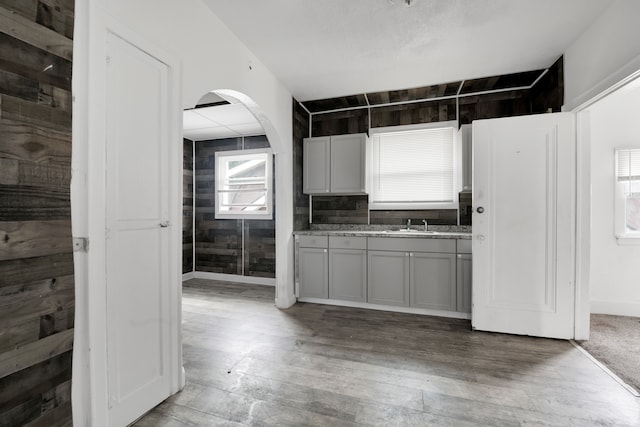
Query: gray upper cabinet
410,252,456,311
460,124,472,191
329,237,367,302
303,136,331,194
303,133,367,194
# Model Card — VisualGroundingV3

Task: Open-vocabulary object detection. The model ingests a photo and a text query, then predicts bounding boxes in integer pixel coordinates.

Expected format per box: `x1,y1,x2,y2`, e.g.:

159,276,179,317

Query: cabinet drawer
457,239,472,254
329,236,367,250
367,237,455,253
297,235,328,248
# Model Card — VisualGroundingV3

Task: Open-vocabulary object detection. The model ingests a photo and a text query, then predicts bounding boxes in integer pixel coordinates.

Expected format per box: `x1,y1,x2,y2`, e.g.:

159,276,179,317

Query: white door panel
472,113,575,339
105,32,171,426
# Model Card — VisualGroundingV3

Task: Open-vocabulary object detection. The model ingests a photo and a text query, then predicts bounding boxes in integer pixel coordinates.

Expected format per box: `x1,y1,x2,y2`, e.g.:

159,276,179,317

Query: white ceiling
201,0,612,101
183,103,264,141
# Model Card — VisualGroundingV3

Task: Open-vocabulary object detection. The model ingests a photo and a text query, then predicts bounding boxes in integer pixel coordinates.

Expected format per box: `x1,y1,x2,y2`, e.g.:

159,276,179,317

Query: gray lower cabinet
298,247,328,298
410,252,456,311
457,253,472,313
329,248,367,302
367,250,410,307
297,235,329,299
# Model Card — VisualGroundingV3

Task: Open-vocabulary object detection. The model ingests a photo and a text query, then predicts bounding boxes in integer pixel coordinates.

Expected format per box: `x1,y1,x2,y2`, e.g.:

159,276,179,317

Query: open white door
472,113,575,339
104,32,173,425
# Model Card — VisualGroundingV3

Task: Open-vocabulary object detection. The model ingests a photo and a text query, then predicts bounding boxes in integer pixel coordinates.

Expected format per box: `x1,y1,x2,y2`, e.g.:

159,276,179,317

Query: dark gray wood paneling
194,136,275,278
0,2,74,424
293,99,310,231
183,139,193,274
531,56,564,113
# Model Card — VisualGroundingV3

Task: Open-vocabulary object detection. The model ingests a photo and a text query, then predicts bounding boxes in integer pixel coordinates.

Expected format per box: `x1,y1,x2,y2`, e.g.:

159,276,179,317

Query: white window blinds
616,148,640,181
371,126,455,207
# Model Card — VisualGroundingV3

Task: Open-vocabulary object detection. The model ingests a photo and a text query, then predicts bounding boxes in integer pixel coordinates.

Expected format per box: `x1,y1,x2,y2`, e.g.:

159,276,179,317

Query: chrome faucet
406,219,411,230
423,219,428,231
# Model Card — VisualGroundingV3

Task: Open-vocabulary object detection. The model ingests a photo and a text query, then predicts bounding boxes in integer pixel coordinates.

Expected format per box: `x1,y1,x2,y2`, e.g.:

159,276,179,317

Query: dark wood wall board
0,34,71,91
36,0,74,39
0,0,37,22
311,108,368,137
458,89,531,126
0,1,74,423
531,56,564,113
370,99,457,128
311,195,368,225
370,209,458,225
243,219,275,278
459,69,543,94
0,350,72,425
366,81,461,105
458,192,472,226
301,94,368,114
0,5,73,60
183,139,193,274
0,119,71,165
293,99,310,231
0,186,70,221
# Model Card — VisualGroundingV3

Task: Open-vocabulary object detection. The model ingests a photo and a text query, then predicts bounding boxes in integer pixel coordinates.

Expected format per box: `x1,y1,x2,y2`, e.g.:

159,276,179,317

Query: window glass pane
627,194,640,231
371,126,454,205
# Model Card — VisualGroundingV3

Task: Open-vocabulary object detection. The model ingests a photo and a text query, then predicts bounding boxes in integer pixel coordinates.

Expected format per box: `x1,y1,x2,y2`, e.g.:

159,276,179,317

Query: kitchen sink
383,229,438,235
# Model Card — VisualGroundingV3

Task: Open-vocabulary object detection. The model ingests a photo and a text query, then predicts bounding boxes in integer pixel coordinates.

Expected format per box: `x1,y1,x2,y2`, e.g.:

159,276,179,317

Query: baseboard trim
182,272,195,281
590,300,640,317
297,297,471,320
193,271,276,286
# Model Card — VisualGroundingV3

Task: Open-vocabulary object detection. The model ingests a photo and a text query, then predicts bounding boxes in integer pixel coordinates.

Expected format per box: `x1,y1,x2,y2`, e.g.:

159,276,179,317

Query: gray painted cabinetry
297,235,328,298
303,133,367,194
296,233,472,317
329,237,367,302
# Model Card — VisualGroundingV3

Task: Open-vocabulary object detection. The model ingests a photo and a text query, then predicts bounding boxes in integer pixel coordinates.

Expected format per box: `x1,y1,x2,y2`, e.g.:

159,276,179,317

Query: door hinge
73,237,89,252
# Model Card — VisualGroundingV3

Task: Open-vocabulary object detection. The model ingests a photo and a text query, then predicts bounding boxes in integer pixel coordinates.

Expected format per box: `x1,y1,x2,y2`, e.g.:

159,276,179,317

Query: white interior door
472,113,575,339
105,32,172,426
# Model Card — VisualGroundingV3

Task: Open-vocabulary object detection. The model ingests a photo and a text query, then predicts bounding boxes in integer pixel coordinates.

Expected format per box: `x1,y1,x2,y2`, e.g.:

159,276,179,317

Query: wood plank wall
183,139,193,274
0,0,75,426
194,136,275,278
301,58,564,227
292,99,310,231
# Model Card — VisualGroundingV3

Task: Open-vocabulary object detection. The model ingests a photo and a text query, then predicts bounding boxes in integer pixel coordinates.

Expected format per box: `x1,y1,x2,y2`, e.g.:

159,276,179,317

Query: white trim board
297,297,471,320
590,300,640,318
182,272,195,281
193,271,276,286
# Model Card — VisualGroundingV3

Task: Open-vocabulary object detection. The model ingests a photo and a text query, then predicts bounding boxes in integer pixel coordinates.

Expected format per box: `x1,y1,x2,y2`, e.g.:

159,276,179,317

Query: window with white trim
615,147,640,242
368,122,459,210
215,148,273,219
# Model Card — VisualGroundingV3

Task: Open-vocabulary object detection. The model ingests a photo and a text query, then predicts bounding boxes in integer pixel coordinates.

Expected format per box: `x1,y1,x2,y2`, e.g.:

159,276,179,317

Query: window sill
616,236,640,245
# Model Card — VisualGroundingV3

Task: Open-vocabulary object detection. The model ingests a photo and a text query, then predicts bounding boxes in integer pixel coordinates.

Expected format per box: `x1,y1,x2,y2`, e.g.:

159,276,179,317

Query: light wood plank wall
0,0,75,425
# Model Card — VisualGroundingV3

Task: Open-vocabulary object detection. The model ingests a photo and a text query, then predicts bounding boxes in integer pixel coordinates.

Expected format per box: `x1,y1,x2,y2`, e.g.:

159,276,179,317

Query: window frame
614,146,640,244
214,148,273,220
367,121,461,211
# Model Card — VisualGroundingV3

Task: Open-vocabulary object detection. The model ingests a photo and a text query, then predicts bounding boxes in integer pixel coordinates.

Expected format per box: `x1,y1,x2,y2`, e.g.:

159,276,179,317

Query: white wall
587,78,640,317
564,0,640,111
72,1,296,424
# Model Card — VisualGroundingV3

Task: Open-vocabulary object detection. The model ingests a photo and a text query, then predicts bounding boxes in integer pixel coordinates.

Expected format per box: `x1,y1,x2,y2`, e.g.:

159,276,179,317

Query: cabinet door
330,134,366,194
303,137,330,194
410,252,456,311
457,254,472,313
298,247,328,298
329,248,367,302
368,250,410,307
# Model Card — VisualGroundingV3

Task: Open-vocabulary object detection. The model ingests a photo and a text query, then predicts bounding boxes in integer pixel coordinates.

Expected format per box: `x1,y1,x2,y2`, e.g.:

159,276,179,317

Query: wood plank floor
134,279,640,426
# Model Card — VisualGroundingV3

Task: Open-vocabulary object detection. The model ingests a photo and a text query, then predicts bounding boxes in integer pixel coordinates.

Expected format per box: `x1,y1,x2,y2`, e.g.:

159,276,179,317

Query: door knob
159,221,170,228
476,207,485,214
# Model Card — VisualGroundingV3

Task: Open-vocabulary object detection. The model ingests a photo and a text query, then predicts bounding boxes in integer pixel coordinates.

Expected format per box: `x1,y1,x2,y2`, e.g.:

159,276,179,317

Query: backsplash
311,194,466,226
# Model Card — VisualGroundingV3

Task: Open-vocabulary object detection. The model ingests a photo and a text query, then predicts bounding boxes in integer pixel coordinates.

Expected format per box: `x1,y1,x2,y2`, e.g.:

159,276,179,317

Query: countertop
293,226,472,240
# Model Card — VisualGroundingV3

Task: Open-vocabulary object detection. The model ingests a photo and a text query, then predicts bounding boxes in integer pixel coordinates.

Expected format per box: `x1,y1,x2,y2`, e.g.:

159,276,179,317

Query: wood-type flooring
135,279,640,426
